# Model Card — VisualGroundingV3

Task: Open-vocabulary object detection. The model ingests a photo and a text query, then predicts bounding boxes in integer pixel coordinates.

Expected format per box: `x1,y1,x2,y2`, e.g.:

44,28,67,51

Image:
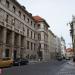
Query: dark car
13,58,21,66
56,56,62,61
13,58,29,66
20,58,29,65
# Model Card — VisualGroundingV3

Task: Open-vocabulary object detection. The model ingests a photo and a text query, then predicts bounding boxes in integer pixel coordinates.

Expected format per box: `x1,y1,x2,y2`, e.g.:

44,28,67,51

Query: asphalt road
1,60,67,75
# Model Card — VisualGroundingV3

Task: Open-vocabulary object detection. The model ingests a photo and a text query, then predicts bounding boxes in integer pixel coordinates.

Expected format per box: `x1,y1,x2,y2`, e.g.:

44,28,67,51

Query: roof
33,16,50,27
66,48,73,52
33,16,43,23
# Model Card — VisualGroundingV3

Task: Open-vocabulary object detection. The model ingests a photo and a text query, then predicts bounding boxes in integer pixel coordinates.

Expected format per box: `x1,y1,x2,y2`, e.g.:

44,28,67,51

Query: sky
17,0,74,48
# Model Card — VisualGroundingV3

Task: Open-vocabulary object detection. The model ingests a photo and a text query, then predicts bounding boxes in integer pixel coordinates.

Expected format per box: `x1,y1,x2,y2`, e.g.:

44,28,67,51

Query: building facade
65,48,73,59
0,0,38,60
60,37,66,58
48,30,57,59
0,0,63,61
55,36,61,57
33,16,49,61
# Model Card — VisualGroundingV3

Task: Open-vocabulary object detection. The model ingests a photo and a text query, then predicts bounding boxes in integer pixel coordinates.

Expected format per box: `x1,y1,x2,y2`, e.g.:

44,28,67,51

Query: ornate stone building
0,0,38,60
33,16,49,61
0,0,60,61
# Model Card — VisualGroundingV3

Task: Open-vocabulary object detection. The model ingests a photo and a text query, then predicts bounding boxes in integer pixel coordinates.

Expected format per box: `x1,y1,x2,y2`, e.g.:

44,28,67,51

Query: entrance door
5,49,9,57
14,50,17,60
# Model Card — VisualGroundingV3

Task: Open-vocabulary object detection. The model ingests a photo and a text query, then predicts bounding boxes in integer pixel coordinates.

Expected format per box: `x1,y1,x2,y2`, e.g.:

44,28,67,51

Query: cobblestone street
1,60,75,75
57,61,75,75
1,60,65,75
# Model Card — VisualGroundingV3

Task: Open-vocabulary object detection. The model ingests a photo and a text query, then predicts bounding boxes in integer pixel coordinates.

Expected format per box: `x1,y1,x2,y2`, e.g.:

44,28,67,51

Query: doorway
13,50,17,60
5,49,9,57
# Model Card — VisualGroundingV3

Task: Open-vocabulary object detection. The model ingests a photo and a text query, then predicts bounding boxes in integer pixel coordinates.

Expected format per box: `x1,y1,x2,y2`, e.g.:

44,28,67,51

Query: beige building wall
48,30,57,60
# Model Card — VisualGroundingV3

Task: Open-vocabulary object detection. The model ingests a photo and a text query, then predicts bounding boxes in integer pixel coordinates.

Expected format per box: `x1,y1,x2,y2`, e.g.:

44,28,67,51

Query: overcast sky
17,0,73,48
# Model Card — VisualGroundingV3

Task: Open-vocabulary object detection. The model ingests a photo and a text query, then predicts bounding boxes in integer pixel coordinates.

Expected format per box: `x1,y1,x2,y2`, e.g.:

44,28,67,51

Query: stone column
11,32,15,59
22,37,26,58
2,28,7,58
17,35,21,58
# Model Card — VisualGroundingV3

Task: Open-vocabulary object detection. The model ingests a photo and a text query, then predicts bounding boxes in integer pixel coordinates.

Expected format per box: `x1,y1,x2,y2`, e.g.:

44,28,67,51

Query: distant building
60,37,66,58
33,16,49,61
55,36,61,57
48,30,57,59
65,48,73,59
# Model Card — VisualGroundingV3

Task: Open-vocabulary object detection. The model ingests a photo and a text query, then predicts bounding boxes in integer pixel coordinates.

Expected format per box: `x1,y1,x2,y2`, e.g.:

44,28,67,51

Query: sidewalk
57,60,75,75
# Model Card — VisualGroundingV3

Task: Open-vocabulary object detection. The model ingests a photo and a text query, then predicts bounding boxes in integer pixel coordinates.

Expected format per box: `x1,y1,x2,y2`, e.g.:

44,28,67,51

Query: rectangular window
34,24,35,28
18,11,21,17
27,29,29,37
6,14,8,23
23,15,25,20
12,18,15,25
23,26,25,31
27,18,29,23
38,34,41,40
31,42,33,50
13,6,16,13
31,31,32,39
31,21,32,25
34,43,35,50
6,0,9,8
34,33,35,39
27,41,29,49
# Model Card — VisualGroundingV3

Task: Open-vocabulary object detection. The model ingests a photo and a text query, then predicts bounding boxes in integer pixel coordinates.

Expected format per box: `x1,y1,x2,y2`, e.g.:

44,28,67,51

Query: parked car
13,58,21,66
0,57,13,68
65,57,70,60
13,58,29,66
20,58,29,65
56,56,62,61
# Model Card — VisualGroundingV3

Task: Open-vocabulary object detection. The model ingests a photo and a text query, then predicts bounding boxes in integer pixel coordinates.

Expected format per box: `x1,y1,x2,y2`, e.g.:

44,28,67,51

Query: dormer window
38,24,40,29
